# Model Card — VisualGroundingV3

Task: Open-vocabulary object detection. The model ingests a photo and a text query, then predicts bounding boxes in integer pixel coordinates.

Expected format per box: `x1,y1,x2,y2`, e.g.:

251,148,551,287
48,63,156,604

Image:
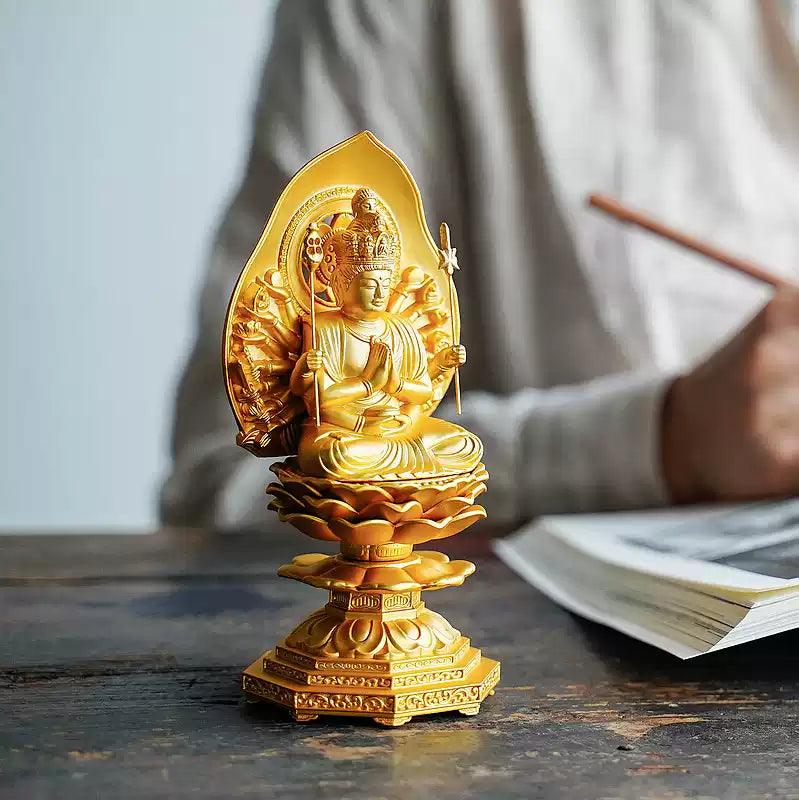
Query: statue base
243,461,499,725
242,583,500,726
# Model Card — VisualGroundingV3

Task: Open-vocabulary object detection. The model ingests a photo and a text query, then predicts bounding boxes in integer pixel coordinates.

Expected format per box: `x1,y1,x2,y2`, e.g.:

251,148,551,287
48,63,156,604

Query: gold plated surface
224,132,464,463
224,132,499,725
267,460,488,547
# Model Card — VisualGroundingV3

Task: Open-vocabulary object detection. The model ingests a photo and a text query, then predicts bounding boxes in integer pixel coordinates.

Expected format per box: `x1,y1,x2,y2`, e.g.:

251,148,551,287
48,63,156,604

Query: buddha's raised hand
383,351,402,396
362,339,393,391
305,349,324,372
434,344,466,371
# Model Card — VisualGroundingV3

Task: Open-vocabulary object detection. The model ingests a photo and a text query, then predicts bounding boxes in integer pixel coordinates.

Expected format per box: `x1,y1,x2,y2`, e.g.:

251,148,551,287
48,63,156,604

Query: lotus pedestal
242,461,500,726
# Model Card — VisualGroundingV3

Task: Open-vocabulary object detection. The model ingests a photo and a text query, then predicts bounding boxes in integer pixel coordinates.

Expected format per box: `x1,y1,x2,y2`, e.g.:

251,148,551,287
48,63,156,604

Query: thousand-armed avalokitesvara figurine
223,131,499,725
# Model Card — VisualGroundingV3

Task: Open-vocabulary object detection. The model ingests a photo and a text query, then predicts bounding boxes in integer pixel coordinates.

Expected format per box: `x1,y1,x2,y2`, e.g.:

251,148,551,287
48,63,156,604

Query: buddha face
341,270,392,317
352,189,377,217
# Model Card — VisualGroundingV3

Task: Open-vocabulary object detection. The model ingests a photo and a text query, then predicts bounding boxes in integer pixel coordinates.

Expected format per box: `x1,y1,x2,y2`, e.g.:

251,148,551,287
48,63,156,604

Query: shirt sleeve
439,372,675,525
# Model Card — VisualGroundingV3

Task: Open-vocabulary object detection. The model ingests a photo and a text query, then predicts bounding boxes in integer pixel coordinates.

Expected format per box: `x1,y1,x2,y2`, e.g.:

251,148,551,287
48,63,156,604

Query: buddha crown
325,188,399,297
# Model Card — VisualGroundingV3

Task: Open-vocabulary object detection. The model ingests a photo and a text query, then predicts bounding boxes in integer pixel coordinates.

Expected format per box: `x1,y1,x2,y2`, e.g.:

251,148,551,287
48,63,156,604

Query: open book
495,500,799,659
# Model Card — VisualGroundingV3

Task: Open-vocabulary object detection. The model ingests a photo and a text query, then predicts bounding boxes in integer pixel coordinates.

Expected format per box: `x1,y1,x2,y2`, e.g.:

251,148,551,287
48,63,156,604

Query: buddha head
341,270,392,317
325,188,399,315
351,187,380,221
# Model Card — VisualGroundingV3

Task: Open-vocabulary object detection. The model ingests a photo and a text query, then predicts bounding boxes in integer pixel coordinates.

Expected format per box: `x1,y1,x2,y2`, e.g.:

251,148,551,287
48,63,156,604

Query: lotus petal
286,608,339,651
278,551,477,591
292,553,329,567
329,518,394,546
385,617,433,652
458,481,487,502
392,506,485,544
265,485,305,512
304,495,358,521
278,512,338,541
421,496,473,521
283,477,322,501
416,609,461,645
357,566,421,592
338,618,387,656
428,507,487,540
358,499,424,523
436,506,485,538
469,465,489,483
278,555,369,589
407,483,466,510
416,550,449,563
404,556,475,587
302,619,339,651
331,484,394,511
280,474,322,500
313,562,369,585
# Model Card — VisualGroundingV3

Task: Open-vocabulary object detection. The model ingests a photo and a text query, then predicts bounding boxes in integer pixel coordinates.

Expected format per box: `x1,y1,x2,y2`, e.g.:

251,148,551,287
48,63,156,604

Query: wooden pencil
587,192,788,289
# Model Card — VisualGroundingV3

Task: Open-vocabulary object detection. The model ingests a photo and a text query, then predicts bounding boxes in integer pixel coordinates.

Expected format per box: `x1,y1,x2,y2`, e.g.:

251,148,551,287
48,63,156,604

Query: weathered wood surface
3,528,799,799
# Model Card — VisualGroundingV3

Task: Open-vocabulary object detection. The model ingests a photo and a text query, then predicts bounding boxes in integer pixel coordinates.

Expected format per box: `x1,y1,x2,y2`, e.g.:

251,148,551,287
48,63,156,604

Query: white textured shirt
161,0,799,527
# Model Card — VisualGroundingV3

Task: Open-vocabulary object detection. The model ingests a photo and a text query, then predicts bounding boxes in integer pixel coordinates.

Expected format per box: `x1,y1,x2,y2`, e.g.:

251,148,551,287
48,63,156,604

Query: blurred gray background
1,1,275,529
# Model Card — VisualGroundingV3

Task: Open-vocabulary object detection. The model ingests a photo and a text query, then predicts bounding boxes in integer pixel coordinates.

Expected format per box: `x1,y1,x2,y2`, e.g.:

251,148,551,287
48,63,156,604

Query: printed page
507,503,799,594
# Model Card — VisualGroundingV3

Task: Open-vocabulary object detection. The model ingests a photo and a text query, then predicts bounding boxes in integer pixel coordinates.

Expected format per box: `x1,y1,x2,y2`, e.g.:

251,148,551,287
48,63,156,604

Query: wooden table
3,528,799,799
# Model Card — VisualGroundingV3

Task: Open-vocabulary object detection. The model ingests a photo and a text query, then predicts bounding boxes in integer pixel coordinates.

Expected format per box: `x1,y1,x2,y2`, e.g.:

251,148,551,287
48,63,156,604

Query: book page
518,503,799,594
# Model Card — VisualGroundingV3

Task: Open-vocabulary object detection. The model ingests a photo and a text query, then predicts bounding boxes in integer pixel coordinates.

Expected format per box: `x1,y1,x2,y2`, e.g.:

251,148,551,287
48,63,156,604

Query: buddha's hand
384,353,402,396
435,344,466,371
362,339,392,391
305,349,324,372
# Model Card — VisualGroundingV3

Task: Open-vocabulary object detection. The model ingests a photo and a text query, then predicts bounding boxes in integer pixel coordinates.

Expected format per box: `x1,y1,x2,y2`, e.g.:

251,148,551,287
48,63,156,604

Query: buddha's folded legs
297,418,483,481
417,417,483,471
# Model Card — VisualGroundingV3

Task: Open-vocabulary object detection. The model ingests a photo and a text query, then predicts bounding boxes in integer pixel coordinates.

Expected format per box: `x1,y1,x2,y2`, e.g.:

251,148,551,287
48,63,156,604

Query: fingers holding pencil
587,191,799,503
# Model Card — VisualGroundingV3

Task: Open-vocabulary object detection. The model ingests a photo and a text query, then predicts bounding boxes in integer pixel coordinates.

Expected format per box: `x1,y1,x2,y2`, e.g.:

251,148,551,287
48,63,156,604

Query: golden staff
438,222,462,414
303,223,323,425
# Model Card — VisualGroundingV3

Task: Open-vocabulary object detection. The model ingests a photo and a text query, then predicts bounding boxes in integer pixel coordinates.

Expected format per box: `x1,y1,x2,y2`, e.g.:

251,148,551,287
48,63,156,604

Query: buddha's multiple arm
382,346,433,405
290,338,435,410
429,344,467,381
290,350,377,432
290,351,372,408
289,321,467,430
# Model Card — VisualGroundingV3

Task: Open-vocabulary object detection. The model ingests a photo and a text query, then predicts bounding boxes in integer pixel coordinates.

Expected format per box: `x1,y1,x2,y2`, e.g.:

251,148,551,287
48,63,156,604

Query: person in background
161,0,799,529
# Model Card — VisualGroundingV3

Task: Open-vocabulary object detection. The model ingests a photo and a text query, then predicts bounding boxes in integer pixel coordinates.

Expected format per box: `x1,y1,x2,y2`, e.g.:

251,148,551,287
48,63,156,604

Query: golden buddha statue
289,188,482,481
224,132,499,726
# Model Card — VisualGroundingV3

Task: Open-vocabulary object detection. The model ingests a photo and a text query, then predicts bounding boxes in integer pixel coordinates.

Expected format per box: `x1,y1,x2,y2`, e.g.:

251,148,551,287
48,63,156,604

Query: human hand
305,349,324,372
663,286,799,503
436,344,466,370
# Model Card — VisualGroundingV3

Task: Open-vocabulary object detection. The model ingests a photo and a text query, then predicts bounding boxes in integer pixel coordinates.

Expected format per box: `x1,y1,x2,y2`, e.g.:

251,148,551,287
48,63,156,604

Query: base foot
292,712,319,722
373,715,412,727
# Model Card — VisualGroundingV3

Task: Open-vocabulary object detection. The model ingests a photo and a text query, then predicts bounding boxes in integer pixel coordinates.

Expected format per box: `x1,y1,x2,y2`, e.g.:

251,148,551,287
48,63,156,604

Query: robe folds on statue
296,313,482,481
